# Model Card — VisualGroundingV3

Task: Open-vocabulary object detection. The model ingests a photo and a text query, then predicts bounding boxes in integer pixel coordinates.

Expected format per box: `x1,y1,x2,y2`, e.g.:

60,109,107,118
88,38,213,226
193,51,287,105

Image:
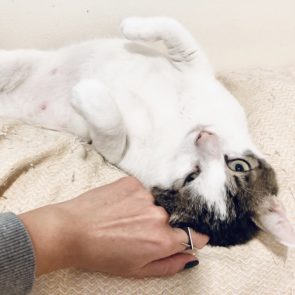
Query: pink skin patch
39,102,48,111
50,68,58,75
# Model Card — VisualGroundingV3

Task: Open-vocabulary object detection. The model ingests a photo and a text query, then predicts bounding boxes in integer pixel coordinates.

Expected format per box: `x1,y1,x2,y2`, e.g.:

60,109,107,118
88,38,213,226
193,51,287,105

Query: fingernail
184,260,199,270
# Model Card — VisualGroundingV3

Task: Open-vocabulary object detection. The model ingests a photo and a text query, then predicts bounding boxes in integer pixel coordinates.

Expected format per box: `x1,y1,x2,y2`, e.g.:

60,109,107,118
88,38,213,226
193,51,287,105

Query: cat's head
152,131,295,247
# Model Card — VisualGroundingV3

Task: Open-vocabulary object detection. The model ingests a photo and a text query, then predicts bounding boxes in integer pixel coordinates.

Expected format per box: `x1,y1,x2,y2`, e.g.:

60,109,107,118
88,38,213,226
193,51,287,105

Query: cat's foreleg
121,17,211,71
71,79,127,164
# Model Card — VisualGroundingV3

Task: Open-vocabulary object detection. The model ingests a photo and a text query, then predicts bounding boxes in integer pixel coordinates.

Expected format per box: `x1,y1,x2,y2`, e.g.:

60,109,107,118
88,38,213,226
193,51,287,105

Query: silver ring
181,227,194,250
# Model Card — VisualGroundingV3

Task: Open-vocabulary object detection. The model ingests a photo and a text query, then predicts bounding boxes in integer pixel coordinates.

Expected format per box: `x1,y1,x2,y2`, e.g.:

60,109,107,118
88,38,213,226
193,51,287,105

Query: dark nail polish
184,260,199,270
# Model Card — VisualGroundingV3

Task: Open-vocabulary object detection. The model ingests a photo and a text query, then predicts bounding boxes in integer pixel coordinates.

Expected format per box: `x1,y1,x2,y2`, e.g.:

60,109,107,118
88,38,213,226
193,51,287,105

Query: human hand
19,177,209,278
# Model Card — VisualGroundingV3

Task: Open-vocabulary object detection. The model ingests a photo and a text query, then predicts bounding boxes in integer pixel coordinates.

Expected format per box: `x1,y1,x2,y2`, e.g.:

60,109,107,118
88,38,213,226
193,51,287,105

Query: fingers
116,177,210,251
171,227,210,252
135,227,207,279
135,253,199,278
187,229,210,249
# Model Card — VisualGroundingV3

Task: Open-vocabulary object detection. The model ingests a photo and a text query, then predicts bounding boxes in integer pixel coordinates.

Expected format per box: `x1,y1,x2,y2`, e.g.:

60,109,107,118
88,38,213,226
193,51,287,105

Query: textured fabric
0,212,35,295
0,67,294,294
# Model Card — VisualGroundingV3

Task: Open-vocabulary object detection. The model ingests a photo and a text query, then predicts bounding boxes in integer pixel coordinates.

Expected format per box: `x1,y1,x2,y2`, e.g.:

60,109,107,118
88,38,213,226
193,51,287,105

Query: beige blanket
0,67,294,295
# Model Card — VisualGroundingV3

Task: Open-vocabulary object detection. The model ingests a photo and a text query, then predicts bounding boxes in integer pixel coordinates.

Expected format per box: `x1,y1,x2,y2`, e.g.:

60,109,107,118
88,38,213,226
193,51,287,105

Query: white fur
0,17,269,219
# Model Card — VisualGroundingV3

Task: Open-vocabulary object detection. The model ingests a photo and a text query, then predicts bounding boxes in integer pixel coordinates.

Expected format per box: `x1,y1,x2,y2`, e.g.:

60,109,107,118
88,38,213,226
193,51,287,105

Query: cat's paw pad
120,17,160,42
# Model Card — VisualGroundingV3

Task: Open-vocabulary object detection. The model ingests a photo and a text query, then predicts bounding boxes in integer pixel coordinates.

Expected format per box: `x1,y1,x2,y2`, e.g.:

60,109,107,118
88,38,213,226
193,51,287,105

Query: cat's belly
0,86,90,140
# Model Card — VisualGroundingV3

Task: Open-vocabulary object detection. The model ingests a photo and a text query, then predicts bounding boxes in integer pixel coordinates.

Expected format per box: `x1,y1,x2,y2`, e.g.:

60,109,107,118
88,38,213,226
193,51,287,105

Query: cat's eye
183,169,200,186
227,159,251,172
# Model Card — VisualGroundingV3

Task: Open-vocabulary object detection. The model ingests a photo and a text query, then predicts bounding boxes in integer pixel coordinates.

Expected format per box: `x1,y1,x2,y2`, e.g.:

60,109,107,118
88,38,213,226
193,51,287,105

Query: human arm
0,176,209,295
0,212,35,295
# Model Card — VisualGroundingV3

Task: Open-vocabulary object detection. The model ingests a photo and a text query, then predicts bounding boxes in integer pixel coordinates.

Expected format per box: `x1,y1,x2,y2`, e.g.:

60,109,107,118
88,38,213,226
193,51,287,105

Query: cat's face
152,131,294,247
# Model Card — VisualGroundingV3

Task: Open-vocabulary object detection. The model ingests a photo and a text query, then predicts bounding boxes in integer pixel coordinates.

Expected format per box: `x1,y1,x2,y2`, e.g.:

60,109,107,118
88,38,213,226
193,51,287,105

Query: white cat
0,17,294,246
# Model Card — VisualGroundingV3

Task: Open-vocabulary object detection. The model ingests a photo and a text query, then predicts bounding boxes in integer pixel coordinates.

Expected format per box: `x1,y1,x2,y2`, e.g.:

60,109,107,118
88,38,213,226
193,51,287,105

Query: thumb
135,253,199,278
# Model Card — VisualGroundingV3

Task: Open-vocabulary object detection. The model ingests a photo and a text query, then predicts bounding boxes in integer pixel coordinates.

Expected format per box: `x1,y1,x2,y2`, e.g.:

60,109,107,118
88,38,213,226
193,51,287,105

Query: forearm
0,212,35,295
18,205,72,276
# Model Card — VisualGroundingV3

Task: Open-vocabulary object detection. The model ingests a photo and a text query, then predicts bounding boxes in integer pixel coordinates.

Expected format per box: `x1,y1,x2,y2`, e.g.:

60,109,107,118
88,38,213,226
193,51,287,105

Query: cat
0,17,294,247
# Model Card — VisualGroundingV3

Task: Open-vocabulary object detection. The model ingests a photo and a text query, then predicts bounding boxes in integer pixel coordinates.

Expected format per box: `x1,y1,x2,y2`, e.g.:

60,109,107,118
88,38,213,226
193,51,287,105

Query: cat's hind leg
121,17,210,71
71,79,127,164
0,51,32,93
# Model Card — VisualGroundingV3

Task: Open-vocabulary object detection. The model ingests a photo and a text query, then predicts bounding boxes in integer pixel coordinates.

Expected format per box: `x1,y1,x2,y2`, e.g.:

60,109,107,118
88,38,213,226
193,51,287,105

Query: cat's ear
253,197,295,247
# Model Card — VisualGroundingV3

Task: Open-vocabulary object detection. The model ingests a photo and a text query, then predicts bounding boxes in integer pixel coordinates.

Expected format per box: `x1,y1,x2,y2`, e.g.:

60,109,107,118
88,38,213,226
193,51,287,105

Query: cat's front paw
71,79,122,130
71,79,104,113
121,17,160,42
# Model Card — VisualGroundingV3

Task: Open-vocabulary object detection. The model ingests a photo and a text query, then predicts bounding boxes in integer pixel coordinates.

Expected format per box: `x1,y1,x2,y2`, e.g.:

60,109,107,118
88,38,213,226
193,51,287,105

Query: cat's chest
98,55,247,148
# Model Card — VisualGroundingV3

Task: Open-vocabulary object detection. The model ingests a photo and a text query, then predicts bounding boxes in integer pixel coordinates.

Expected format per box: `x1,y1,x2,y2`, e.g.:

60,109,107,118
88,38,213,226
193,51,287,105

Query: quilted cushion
0,67,294,295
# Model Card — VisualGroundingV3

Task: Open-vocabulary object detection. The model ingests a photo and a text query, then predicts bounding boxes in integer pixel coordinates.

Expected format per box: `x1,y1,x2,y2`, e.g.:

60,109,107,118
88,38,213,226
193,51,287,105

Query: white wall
0,0,295,70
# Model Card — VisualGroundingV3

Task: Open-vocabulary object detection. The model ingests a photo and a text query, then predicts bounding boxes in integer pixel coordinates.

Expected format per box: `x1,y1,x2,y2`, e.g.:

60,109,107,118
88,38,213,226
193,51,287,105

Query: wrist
18,204,74,276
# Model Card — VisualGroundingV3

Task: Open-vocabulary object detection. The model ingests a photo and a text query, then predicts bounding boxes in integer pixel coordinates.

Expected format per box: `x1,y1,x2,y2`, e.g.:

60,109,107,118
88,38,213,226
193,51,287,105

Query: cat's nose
196,131,214,144
196,131,221,159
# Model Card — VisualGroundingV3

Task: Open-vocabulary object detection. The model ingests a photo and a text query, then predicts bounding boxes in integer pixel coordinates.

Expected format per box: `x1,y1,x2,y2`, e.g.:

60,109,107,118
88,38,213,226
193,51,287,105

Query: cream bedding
0,67,294,295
